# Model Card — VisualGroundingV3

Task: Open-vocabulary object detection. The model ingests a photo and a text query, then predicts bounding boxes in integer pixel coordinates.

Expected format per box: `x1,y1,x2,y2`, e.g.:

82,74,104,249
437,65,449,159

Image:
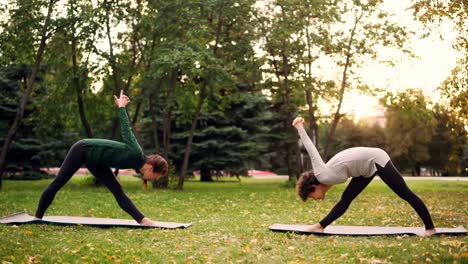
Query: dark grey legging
35,140,144,222
319,161,435,230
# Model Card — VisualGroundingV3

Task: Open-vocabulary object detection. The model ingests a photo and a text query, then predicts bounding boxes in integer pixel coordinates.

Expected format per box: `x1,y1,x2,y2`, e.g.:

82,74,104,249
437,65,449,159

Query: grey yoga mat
269,223,467,236
0,212,192,229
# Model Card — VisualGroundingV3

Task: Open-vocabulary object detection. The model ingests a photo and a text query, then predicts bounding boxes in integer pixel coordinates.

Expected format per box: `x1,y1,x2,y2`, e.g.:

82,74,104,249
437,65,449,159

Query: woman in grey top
292,117,436,236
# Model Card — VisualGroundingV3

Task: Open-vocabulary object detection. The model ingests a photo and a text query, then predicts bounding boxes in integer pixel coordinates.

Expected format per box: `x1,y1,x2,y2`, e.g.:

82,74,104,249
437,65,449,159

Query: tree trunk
151,176,169,188
414,164,421,176
71,21,94,138
162,66,178,158
323,12,362,158
150,67,178,189
177,83,207,190
149,97,168,189
305,89,319,146
200,164,213,182
323,55,350,159
149,97,160,153
131,101,142,126
304,23,320,153
295,139,303,179
176,3,224,188
286,143,294,180
104,0,122,139
0,0,56,189
281,48,295,180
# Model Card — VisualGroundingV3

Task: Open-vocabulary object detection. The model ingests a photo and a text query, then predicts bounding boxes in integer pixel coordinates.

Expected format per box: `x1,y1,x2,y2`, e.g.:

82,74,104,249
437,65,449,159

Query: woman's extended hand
292,117,305,129
113,90,130,108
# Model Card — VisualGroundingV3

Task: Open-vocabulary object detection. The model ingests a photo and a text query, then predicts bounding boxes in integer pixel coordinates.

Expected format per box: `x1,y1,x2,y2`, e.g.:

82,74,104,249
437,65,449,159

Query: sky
332,0,460,120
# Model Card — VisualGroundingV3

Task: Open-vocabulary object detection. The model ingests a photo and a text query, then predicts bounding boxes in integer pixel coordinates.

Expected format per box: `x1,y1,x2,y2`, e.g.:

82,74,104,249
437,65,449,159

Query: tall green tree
176,0,258,189
322,0,412,158
255,0,307,180
42,0,102,139
187,85,273,182
427,104,467,175
0,0,58,189
134,0,218,188
382,89,436,175
296,0,340,150
0,65,63,179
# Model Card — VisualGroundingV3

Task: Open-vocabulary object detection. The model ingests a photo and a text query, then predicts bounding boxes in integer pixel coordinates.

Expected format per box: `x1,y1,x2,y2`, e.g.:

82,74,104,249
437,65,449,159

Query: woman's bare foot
306,223,324,233
423,228,436,236
139,217,157,226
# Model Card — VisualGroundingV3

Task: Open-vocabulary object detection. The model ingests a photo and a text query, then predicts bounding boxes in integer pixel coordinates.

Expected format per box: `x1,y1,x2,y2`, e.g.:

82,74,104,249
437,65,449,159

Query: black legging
35,140,144,222
319,161,435,230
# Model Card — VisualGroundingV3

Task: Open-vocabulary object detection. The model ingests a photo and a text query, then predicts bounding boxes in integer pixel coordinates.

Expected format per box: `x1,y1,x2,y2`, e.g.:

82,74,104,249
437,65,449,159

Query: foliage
412,0,467,53
0,0,465,184
0,177,466,263
437,60,468,123
324,117,388,159
188,85,274,181
412,0,468,123
427,104,467,176
461,145,468,176
0,65,62,179
381,89,436,175
165,85,274,181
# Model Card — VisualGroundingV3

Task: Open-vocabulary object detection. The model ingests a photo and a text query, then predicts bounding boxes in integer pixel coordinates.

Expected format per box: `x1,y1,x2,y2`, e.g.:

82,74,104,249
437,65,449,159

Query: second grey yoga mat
269,223,467,236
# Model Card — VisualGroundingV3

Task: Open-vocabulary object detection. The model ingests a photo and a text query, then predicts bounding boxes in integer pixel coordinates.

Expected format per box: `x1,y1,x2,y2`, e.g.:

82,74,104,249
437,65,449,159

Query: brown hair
145,154,168,175
296,170,320,202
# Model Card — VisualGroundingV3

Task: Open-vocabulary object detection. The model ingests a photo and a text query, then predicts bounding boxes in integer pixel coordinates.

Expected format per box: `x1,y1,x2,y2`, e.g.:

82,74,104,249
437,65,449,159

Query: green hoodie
82,108,145,170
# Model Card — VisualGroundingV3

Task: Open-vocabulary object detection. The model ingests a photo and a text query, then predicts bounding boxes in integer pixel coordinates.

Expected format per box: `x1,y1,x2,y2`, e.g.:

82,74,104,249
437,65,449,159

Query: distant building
357,105,386,127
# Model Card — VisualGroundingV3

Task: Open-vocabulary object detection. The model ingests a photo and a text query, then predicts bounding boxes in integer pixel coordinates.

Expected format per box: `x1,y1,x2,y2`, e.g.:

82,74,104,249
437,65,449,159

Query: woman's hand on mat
306,223,324,233
139,217,158,226
114,90,130,108
292,117,305,129
423,228,436,237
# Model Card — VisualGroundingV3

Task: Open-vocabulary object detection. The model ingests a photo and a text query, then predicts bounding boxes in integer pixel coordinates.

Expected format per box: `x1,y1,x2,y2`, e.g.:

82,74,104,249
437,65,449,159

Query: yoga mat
269,224,467,236
0,212,191,229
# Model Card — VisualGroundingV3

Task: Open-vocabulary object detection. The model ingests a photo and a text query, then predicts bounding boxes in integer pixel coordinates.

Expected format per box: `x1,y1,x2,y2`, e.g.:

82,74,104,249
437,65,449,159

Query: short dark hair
145,154,168,175
296,170,320,202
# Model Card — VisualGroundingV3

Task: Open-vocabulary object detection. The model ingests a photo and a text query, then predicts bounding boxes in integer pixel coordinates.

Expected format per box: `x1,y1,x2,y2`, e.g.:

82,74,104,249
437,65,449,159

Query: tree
322,0,413,158
0,0,58,189
176,0,258,189
42,0,101,139
461,145,468,176
412,0,467,123
0,65,65,179
294,0,340,151
427,104,467,175
255,0,308,180
382,89,436,175
187,85,273,182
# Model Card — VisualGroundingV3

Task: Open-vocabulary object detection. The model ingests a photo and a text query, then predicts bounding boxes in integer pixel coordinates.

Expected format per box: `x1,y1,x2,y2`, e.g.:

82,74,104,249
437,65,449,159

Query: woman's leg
377,161,435,230
86,165,145,223
319,176,374,228
35,140,86,218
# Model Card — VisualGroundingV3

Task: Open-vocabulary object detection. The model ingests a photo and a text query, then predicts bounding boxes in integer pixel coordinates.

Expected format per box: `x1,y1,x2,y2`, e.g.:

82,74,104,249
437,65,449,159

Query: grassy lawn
0,176,467,263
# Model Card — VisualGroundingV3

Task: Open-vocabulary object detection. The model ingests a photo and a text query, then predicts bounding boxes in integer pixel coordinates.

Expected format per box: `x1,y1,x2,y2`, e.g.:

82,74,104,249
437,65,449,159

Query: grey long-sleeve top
297,127,390,185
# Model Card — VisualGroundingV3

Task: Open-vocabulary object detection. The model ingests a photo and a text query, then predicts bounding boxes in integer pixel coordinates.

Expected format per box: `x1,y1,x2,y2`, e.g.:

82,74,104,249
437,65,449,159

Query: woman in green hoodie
35,91,167,226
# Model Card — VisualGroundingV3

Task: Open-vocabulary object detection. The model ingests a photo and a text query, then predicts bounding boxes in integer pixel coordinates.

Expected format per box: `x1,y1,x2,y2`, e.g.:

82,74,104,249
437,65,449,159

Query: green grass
0,176,467,263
